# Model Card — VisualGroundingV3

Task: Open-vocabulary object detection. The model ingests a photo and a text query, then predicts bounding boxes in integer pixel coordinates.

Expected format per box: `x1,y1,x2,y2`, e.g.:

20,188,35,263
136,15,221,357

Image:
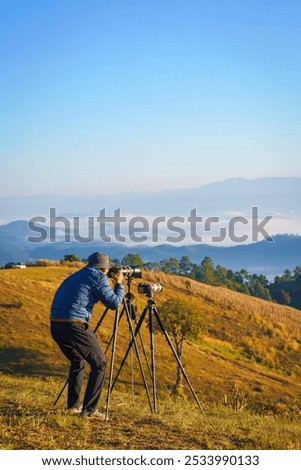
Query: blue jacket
50,267,124,323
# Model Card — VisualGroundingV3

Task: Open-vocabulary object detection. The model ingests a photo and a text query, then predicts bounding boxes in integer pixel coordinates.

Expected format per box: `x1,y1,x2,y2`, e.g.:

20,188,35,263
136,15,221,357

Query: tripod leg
110,306,147,390
149,306,157,412
109,306,153,410
53,378,68,407
93,307,110,333
105,308,120,421
104,306,125,354
136,322,152,379
130,328,135,403
153,307,204,414
122,302,154,413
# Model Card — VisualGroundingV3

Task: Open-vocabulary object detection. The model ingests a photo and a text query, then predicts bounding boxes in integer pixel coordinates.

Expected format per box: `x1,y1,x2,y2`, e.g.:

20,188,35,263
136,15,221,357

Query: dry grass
1,374,301,450
0,266,301,433
143,271,301,380
146,271,301,330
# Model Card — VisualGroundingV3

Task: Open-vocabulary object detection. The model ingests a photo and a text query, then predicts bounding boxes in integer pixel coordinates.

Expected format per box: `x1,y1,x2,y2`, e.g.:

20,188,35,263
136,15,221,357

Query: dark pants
51,321,106,413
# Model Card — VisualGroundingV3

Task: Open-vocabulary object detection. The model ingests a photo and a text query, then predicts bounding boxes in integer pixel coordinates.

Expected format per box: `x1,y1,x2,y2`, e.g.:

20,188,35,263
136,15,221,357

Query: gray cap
87,252,115,269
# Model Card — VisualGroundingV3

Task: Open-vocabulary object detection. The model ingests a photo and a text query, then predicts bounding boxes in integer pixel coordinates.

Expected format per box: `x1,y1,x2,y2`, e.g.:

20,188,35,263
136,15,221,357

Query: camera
138,282,163,297
108,265,142,279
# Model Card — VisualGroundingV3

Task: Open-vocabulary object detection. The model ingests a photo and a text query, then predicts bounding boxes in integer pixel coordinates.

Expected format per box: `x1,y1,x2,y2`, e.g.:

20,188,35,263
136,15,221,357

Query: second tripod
108,285,204,414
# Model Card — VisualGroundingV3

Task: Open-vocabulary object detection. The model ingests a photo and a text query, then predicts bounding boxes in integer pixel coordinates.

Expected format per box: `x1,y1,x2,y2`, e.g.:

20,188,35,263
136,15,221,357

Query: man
50,252,124,418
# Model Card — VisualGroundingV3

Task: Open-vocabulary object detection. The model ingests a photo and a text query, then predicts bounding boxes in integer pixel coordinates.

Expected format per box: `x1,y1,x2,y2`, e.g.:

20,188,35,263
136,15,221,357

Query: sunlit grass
0,374,300,450
1,267,301,449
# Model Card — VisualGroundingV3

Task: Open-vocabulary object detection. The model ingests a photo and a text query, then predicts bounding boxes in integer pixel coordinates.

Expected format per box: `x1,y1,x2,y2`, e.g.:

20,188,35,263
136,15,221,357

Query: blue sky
1,0,301,197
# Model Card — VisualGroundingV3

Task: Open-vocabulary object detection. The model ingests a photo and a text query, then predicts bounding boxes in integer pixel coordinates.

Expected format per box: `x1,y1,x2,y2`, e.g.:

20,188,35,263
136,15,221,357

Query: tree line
120,253,301,310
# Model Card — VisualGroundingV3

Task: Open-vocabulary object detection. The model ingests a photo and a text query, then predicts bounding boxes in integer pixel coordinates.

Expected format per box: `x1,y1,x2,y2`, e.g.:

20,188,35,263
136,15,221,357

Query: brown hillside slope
0,266,301,413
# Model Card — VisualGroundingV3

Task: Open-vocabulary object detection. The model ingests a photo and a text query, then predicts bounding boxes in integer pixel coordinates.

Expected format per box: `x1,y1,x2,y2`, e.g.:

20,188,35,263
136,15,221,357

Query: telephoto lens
108,265,142,279
138,282,163,297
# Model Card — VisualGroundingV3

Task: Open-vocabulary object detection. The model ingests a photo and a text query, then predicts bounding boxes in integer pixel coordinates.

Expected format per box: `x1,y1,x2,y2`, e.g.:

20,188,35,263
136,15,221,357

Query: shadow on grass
0,346,59,376
0,303,20,309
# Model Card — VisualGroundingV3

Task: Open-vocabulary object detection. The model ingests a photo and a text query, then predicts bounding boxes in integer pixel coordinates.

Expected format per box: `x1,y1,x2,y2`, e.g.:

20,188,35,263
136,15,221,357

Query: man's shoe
80,409,106,419
67,404,83,415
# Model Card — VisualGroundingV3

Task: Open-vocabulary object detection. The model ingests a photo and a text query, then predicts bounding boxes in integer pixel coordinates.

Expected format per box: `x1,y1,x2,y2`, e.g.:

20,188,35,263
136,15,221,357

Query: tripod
110,293,204,414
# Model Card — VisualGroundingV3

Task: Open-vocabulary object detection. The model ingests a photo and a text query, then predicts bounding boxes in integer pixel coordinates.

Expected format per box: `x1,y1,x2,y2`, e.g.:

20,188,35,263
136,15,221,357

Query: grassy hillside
1,373,301,450
1,266,301,449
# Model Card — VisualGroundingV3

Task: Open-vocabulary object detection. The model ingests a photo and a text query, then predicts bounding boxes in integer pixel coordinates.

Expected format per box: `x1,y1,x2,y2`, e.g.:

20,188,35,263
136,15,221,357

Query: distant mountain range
1,177,300,277
0,220,300,278
1,176,300,219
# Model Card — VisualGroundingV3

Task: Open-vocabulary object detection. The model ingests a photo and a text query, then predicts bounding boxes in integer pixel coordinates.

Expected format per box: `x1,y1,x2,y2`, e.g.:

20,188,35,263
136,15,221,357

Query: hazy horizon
1,177,300,242
0,175,299,199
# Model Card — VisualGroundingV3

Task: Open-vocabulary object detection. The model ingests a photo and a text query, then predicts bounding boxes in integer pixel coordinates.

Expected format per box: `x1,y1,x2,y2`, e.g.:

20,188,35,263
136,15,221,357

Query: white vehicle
5,262,27,269
16,263,27,269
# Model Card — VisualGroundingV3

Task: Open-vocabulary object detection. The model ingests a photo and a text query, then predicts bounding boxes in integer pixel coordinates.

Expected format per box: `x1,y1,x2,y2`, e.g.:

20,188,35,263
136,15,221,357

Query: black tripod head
124,291,137,320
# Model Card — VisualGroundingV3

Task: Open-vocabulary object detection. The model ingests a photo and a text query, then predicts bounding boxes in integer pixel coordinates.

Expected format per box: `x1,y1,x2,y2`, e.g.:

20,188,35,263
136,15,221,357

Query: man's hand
111,268,124,284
